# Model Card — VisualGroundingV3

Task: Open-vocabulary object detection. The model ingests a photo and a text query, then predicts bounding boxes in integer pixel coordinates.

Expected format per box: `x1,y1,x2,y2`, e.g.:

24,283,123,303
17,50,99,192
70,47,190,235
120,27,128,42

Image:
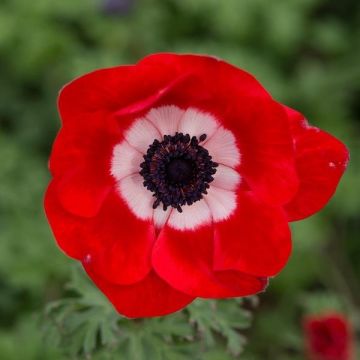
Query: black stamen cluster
139,132,218,213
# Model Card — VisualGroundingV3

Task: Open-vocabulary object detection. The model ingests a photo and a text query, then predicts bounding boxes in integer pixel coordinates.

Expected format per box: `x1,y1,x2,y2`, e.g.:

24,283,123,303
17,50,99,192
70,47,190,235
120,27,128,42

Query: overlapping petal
49,113,117,217
137,53,271,106
45,182,155,285
49,112,116,177
284,107,349,221
222,97,299,206
56,166,112,218
84,269,194,318
213,191,291,277
58,62,191,125
152,225,268,298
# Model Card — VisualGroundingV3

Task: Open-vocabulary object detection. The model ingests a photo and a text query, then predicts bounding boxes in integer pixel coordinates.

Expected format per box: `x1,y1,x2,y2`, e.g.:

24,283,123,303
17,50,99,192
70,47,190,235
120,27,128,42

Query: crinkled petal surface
283,107,349,221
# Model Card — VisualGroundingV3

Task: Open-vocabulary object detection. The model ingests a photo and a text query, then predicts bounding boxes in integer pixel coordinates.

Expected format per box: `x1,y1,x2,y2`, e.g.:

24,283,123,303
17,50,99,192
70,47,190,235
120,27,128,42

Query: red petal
49,114,117,217
58,65,133,121
45,182,155,285
49,112,117,177
284,107,349,221
114,72,192,117
82,191,156,285
84,268,195,318
213,191,291,277
230,98,299,205
44,180,86,259
138,53,271,104
58,61,192,127
56,166,112,217
152,223,268,298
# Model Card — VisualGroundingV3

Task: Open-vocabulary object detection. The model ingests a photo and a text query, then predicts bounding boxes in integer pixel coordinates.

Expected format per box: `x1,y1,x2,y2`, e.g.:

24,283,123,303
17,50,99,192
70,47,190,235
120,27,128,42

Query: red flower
45,54,349,318
304,313,354,360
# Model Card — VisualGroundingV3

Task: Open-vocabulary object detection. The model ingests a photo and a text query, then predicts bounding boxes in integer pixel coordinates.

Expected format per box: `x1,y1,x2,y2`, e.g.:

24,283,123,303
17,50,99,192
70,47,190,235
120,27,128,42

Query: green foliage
0,0,359,358
43,267,256,359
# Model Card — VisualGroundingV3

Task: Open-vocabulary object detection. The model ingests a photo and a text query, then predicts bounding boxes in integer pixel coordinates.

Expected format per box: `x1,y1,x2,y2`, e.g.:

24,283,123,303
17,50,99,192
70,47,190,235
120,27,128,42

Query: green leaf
42,267,257,359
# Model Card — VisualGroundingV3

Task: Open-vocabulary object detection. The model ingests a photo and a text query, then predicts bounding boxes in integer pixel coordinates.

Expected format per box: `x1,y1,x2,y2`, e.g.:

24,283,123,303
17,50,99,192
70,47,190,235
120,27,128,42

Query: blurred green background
0,0,359,359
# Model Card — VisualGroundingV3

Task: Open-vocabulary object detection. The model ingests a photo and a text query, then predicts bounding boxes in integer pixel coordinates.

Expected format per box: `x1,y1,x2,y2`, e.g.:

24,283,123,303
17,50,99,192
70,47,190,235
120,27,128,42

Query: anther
199,134,207,142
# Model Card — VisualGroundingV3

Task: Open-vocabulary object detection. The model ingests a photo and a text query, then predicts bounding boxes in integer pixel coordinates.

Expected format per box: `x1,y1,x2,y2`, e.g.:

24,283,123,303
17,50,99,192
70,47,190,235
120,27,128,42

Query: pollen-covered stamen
139,132,218,213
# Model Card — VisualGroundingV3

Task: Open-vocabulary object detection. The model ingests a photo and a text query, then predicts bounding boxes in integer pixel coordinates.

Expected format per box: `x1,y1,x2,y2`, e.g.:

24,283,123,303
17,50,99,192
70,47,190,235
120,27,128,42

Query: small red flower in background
44,53,349,318
304,313,354,360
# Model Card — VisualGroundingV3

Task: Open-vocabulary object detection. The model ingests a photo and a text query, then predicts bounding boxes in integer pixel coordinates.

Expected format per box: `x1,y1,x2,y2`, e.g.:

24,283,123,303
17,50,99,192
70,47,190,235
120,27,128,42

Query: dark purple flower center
166,158,194,184
139,132,218,213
